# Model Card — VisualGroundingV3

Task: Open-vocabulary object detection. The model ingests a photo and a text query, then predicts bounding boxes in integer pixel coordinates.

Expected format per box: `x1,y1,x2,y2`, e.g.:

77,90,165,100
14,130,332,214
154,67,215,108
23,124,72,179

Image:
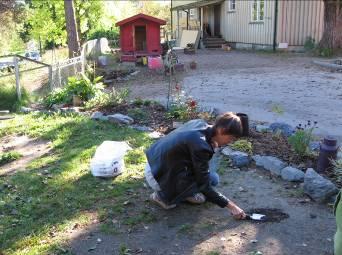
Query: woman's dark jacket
146,126,229,208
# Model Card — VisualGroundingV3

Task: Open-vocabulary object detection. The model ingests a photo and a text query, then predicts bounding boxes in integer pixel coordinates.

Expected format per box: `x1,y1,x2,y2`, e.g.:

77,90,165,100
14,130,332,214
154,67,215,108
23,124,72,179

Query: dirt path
126,50,342,141
69,165,335,255
0,135,51,176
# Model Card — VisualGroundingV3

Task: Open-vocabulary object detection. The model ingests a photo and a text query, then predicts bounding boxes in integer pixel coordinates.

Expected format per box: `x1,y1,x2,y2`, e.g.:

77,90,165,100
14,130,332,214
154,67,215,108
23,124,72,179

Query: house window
229,0,236,11
251,0,264,22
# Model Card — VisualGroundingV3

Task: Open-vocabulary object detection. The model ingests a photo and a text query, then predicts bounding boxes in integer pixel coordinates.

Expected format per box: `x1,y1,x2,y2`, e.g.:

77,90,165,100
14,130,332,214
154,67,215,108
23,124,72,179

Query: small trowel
245,213,266,221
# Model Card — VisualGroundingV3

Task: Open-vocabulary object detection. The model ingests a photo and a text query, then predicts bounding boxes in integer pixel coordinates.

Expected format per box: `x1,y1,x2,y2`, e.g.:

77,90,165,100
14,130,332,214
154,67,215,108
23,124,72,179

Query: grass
271,104,284,115
0,77,30,111
0,112,153,254
0,151,22,166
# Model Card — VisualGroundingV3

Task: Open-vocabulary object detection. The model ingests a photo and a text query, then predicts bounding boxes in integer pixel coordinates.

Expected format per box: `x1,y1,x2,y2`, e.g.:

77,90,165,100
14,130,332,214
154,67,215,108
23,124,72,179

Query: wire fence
0,54,85,102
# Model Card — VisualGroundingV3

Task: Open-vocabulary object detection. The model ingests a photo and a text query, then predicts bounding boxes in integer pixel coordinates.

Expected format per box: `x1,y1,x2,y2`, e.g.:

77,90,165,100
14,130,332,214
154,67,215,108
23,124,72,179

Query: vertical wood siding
277,0,324,46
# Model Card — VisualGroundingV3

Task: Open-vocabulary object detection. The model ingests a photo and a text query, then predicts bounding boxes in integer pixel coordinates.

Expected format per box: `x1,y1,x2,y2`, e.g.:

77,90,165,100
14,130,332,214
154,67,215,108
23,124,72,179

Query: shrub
168,98,198,121
318,47,333,57
230,139,253,155
127,108,148,122
87,28,119,48
43,75,104,107
0,151,22,166
84,88,129,110
288,121,317,157
304,36,316,51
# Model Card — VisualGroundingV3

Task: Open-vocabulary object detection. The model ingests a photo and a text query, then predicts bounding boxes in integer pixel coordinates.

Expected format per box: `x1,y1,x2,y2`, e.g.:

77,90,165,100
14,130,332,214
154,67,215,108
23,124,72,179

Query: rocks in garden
309,141,320,152
20,107,34,113
129,125,154,132
221,146,233,156
255,124,270,133
51,104,64,111
337,150,342,160
304,168,339,202
221,147,250,167
60,107,82,113
108,114,134,125
269,122,295,137
252,155,264,167
148,131,163,139
230,151,250,167
209,151,221,173
253,155,287,176
130,70,140,76
281,166,304,182
91,111,108,121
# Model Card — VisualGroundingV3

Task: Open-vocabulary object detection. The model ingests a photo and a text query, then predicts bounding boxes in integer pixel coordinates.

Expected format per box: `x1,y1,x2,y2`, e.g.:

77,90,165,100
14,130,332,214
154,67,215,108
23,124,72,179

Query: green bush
230,139,253,155
304,36,316,51
87,28,119,47
43,75,104,107
0,151,22,166
127,108,148,122
288,121,317,157
320,48,333,57
84,88,129,110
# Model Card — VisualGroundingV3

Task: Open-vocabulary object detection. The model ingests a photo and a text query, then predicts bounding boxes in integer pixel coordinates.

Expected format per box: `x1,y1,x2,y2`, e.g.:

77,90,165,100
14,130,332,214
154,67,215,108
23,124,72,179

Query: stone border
20,107,340,202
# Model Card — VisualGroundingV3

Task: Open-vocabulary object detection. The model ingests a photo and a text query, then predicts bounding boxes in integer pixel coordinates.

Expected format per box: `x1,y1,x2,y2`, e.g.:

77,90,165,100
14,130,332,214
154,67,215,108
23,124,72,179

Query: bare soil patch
0,135,51,176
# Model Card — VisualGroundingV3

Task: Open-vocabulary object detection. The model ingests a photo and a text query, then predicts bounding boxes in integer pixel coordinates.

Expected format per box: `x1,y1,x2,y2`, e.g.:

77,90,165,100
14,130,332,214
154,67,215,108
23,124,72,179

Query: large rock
252,155,264,167
108,114,134,125
221,147,250,167
209,151,221,173
230,151,250,167
91,111,108,121
281,166,304,182
309,141,320,152
255,125,270,133
269,122,295,137
20,106,34,113
254,155,287,176
221,146,233,156
129,125,154,132
304,168,338,202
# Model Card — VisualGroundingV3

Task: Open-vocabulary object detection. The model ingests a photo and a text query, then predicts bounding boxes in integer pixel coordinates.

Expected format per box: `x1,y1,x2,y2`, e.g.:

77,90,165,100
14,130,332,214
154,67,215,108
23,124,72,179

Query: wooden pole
14,57,21,101
48,65,53,90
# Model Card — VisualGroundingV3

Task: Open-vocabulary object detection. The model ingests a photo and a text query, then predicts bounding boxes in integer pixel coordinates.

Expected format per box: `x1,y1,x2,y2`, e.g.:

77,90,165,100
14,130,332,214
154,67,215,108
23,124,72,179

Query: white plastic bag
90,141,131,177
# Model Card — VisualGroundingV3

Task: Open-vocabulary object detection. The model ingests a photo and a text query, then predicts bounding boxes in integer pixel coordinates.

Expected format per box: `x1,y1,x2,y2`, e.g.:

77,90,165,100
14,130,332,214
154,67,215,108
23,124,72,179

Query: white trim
251,0,264,22
228,0,236,11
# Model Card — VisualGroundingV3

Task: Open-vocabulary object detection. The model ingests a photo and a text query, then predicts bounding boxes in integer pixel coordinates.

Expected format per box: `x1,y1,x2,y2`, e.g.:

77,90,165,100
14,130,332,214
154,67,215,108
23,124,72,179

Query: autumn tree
319,0,342,50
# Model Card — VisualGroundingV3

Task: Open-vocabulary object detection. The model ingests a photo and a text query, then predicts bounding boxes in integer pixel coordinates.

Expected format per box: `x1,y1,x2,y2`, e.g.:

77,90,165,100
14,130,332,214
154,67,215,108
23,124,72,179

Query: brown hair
212,112,243,137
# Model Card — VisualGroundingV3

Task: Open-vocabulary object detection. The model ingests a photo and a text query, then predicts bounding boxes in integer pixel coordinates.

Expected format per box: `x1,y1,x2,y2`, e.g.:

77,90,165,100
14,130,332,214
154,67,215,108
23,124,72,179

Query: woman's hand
227,200,246,220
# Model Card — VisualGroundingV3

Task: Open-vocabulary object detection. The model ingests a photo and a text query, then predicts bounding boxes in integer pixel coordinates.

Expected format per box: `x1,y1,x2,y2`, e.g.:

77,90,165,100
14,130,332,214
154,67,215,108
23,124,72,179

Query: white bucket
90,141,131,177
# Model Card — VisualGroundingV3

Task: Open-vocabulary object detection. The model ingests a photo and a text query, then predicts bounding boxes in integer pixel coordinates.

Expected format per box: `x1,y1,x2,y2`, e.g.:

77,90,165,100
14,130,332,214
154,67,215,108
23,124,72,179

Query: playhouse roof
115,13,166,27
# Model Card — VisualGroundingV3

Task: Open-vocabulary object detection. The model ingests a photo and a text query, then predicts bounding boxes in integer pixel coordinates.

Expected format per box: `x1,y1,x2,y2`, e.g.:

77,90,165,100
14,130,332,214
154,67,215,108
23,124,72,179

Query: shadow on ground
68,167,336,255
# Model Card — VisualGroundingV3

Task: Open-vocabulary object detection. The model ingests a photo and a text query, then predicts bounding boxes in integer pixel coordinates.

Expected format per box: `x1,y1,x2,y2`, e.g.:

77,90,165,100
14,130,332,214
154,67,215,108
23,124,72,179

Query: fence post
14,57,21,101
48,65,53,91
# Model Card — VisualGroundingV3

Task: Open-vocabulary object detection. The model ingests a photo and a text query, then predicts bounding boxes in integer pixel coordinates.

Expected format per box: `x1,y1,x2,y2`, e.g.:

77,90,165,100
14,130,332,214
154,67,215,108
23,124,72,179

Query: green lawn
0,113,153,254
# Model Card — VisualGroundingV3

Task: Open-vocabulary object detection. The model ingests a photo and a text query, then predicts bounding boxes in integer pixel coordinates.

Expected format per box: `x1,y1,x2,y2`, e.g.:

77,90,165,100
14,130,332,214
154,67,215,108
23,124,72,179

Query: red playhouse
115,13,166,62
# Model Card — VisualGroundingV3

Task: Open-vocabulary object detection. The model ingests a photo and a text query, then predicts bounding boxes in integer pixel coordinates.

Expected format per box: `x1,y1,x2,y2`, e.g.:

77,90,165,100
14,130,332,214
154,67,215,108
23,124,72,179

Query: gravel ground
127,49,342,141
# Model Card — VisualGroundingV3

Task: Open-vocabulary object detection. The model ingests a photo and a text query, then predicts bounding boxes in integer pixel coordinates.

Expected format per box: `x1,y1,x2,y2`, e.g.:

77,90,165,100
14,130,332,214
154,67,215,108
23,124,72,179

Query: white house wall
277,0,324,46
221,0,275,46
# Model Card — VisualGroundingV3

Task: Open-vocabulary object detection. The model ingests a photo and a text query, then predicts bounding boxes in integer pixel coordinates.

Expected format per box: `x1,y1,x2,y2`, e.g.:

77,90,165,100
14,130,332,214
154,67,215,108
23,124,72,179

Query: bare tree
319,0,342,50
64,0,80,58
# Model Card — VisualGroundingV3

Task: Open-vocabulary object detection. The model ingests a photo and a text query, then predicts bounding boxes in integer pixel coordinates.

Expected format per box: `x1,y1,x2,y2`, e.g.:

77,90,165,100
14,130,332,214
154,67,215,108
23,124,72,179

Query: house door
214,5,221,37
135,26,146,51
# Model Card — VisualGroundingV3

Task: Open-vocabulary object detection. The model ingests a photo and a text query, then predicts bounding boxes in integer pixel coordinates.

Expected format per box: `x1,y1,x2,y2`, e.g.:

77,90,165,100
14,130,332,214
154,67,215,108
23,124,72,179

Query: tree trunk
64,0,80,58
319,0,342,49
